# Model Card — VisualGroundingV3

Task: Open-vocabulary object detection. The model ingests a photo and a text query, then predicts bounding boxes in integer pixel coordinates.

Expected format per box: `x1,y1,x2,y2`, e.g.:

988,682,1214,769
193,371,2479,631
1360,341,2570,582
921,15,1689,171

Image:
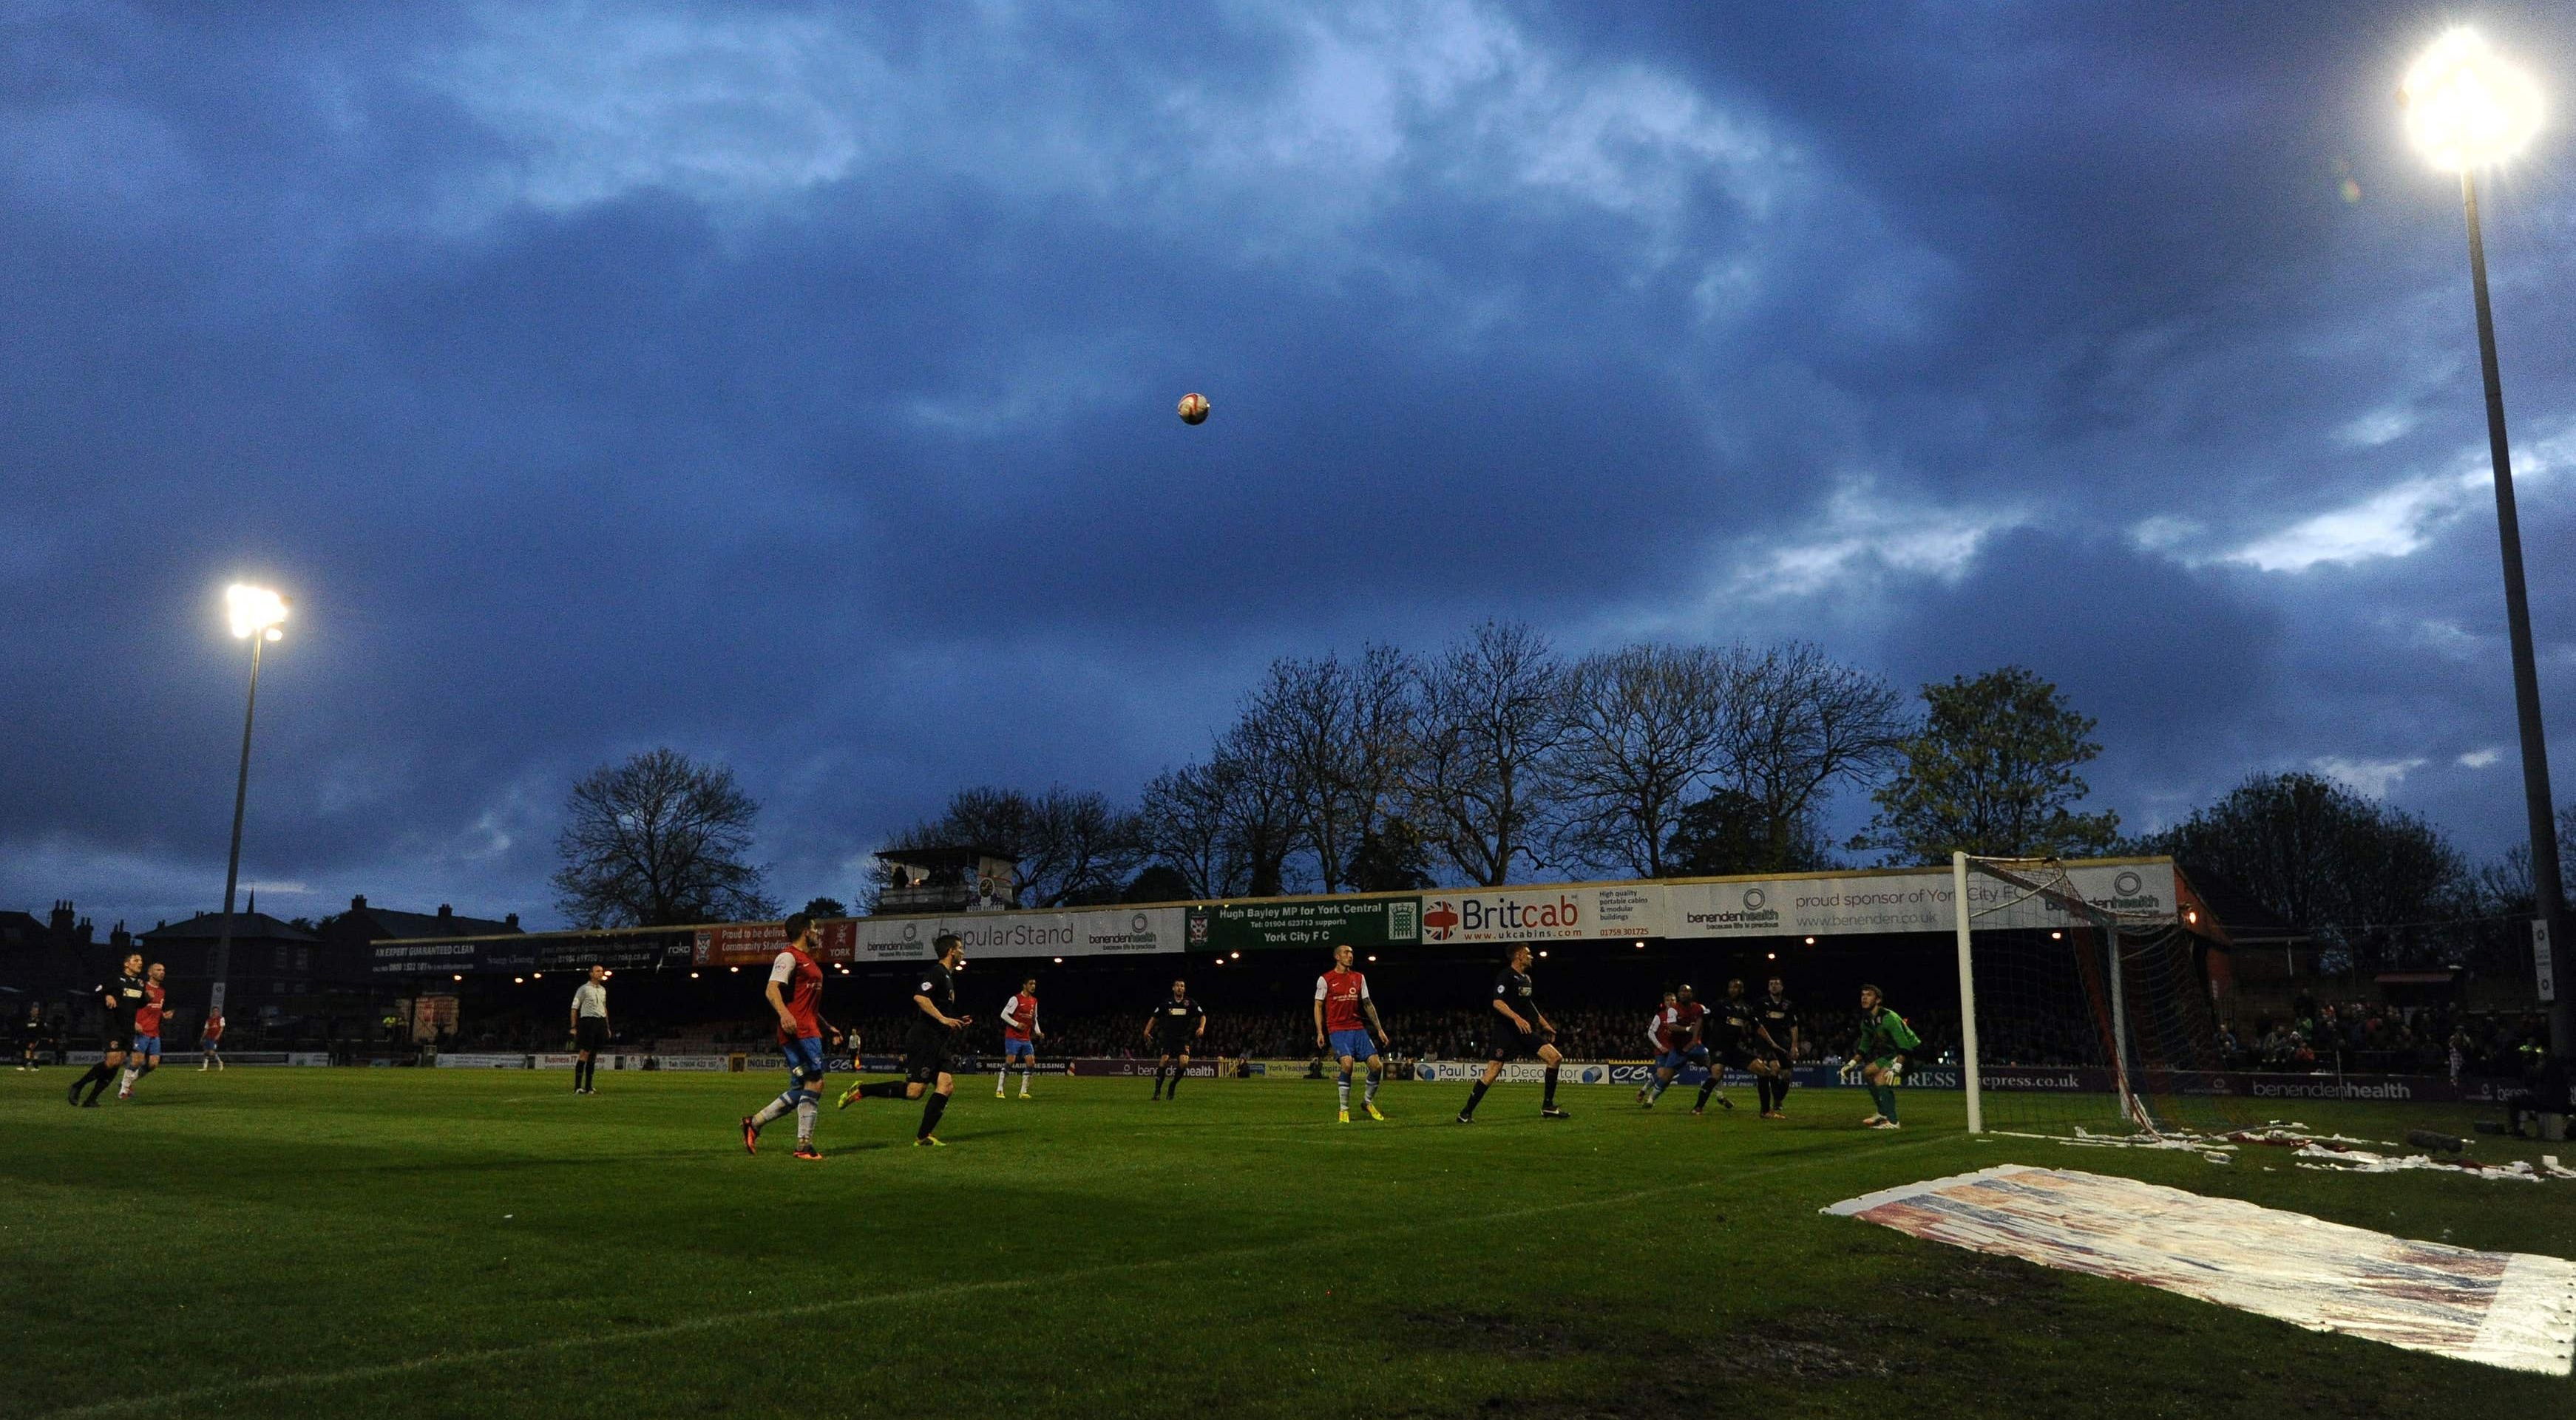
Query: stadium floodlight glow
1803,936,1816,945
2402,29,2541,171
208,582,292,1023
2407,27,2573,1056
226,583,289,639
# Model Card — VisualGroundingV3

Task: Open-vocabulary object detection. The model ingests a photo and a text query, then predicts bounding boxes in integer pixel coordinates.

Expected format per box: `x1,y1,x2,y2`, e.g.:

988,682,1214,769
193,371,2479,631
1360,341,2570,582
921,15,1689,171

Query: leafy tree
1860,667,2118,864
799,897,847,920
552,747,779,928
1663,787,1834,877
1346,816,1436,891
2136,772,2472,947
1121,865,1196,904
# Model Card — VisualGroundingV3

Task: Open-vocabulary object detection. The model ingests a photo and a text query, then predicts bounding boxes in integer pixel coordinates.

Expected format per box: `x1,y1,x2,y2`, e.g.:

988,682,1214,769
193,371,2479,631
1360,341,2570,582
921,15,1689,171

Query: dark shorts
575,1018,611,1052
1718,1045,1755,1070
1155,1042,1194,1059
904,1033,957,1084
101,1031,132,1053
1488,1028,1555,1063
1751,1047,1789,1069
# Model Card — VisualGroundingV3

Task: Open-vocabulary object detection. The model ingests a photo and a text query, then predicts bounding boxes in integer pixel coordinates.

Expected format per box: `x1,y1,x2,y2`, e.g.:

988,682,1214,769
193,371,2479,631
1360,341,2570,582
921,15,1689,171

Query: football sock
918,1091,949,1140
1772,1075,1791,1109
75,1064,108,1093
1695,1078,1719,1109
751,1092,796,1128
1337,1071,1351,1112
1152,1067,1165,1098
997,1067,1009,1092
1646,1076,1668,1102
1167,1069,1181,1098
1542,1065,1559,1108
1877,1084,1898,1121
1462,1080,1489,1117
1364,1071,1380,1105
84,1073,112,1104
855,1080,909,1099
118,1066,138,1093
795,1098,818,1144
1020,1067,1034,1093
1755,1076,1773,1111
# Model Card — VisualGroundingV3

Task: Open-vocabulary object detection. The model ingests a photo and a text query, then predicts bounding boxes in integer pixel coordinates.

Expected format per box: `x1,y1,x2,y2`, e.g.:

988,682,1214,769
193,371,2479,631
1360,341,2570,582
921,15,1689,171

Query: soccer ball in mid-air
1177,392,1210,425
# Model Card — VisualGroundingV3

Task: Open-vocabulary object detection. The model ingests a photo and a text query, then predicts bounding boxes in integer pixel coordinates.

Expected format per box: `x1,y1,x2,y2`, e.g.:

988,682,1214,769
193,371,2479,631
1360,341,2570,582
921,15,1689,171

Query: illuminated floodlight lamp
2402,28,2542,171
226,584,289,640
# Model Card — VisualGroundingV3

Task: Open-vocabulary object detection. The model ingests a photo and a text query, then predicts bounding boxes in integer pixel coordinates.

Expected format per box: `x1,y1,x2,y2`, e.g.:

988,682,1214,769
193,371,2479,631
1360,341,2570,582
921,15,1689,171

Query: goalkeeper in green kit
1849,985,1919,1130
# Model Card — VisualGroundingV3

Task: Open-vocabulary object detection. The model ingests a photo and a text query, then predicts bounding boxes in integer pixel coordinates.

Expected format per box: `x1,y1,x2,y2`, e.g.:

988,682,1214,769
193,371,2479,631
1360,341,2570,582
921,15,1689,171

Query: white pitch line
43,1135,1942,1419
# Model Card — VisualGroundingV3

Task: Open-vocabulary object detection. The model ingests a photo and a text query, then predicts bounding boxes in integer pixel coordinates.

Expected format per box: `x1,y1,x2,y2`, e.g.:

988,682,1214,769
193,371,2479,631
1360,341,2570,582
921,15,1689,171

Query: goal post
1952,851,1982,1135
1955,854,2213,1138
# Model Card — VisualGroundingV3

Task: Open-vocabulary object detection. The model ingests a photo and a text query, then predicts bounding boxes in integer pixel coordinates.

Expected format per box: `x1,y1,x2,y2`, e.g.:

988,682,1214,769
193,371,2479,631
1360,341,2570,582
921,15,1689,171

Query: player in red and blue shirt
1636,985,1709,1110
1312,943,1390,1123
996,977,1041,1098
117,964,169,1100
740,914,839,1161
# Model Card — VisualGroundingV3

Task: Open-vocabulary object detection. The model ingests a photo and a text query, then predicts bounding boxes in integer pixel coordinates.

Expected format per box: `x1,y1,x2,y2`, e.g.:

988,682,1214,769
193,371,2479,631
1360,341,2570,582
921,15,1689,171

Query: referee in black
842,932,973,1146
570,964,610,1094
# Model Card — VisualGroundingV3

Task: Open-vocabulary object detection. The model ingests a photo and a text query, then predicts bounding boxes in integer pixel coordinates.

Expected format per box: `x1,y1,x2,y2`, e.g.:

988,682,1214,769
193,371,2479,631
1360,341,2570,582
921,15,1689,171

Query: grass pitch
4,1067,2569,1419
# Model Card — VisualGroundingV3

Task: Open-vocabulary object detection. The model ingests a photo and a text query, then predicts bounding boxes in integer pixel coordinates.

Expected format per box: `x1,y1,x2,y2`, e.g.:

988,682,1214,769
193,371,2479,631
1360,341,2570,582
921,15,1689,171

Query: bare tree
1139,758,1247,900
1213,719,1304,897
1551,644,1731,877
1719,642,1903,871
1413,621,1567,886
1238,643,1420,893
890,785,1144,907
552,747,779,927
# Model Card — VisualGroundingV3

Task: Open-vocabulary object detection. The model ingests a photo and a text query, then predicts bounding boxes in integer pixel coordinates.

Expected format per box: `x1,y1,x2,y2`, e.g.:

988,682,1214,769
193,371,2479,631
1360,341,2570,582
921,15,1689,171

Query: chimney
436,904,453,919
75,916,93,945
50,900,73,934
109,921,132,950
351,894,368,911
504,913,520,929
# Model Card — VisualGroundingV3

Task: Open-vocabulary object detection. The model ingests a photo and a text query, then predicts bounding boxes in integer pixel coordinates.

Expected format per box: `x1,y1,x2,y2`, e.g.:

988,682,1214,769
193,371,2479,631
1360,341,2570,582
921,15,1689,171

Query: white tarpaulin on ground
1826,1164,2576,1375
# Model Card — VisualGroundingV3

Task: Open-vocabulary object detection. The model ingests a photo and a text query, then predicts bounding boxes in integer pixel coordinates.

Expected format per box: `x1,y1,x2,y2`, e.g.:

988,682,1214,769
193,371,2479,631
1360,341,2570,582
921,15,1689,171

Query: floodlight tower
2402,29,2569,1056
211,584,288,1020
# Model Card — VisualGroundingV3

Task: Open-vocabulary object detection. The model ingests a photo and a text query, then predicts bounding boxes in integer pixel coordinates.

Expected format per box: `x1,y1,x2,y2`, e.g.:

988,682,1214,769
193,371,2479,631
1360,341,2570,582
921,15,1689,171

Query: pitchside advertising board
1662,862,2177,940
370,931,690,977
1189,896,1420,952
851,907,1186,962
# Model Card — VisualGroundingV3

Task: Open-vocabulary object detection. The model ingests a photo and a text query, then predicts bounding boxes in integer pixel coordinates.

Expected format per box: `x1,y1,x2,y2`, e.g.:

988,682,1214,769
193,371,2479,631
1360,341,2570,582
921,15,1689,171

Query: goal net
1955,854,2235,1138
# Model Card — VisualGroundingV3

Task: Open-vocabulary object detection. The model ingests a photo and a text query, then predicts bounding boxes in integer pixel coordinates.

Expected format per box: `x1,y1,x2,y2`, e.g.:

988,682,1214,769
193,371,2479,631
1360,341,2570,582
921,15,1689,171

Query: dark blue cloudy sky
7,2,2575,930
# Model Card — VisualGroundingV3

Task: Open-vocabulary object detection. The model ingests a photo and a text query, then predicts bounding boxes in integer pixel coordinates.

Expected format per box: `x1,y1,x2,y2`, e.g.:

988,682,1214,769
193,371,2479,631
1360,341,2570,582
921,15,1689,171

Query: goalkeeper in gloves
1851,985,1919,1129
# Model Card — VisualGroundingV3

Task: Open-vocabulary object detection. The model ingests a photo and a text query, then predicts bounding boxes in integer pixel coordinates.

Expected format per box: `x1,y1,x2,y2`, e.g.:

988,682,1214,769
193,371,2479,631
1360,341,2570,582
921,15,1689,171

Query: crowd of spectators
2221,998,2550,1080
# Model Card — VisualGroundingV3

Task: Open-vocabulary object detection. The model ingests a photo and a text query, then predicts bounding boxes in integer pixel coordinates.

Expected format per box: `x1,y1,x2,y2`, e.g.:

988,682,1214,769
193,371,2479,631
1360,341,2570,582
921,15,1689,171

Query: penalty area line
42,1134,1945,1418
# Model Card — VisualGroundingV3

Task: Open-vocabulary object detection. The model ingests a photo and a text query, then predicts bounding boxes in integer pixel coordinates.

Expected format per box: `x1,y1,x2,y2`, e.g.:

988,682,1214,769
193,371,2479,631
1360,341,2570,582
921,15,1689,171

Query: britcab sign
1420,887,1657,944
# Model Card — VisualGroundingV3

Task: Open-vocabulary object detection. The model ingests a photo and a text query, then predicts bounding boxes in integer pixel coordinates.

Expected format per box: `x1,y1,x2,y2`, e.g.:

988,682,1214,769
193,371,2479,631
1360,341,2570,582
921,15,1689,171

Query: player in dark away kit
1145,979,1206,1099
841,932,974,1146
1457,944,1570,1123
